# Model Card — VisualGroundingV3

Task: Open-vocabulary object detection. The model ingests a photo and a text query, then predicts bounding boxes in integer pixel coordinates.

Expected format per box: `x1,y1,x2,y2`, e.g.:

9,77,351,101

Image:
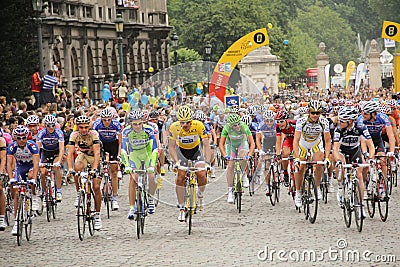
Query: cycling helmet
212,106,219,112
193,110,206,121
298,107,309,115
177,105,193,121
379,105,392,114
386,99,397,108
170,110,177,117
308,100,322,112
247,106,255,116
149,110,160,119
75,115,90,125
291,103,299,110
275,110,289,120
26,115,39,125
263,110,276,120
217,109,224,115
100,108,113,118
128,110,144,120
241,115,252,126
344,101,353,107
224,108,231,114
230,107,239,114
227,113,241,124
361,101,379,114
43,115,57,125
331,99,339,106
338,99,346,106
338,106,359,121
13,125,29,137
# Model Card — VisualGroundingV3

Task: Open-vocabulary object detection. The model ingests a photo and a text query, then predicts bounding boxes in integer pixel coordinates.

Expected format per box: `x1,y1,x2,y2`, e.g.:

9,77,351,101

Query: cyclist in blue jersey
7,125,40,235
92,108,122,210
358,101,395,181
37,115,65,201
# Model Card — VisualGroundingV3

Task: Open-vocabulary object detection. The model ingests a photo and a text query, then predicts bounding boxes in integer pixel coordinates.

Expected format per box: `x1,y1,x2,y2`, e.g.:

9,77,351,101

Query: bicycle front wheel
25,196,33,241
353,180,363,232
46,187,52,222
268,166,276,206
377,177,389,222
88,191,95,236
342,181,351,228
102,177,111,219
35,180,44,216
16,196,24,246
307,176,318,224
136,188,143,239
322,173,328,204
77,190,86,241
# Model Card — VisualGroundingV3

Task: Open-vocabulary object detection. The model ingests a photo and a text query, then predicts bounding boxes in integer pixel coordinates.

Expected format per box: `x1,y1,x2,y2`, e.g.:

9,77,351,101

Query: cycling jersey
37,128,64,151
276,120,296,139
0,137,6,151
68,130,101,156
169,120,207,150
295,116,330,143
146,121,159,136
258,122,276,151
333,121,371,150
221,122,252,148
215,115,227,129
356,112,391,138
92,118,122,143
204,122,213,135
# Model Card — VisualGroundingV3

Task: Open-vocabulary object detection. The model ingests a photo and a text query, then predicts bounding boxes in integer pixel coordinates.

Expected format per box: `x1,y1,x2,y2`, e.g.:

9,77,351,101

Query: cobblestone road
1,167,399,266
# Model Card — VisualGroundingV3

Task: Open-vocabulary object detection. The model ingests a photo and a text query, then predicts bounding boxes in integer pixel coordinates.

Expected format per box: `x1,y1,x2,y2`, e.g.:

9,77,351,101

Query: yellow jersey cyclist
121,110,158,219
293,100,331,208
219,113,255,203
66,115,102,230
168,105,212,222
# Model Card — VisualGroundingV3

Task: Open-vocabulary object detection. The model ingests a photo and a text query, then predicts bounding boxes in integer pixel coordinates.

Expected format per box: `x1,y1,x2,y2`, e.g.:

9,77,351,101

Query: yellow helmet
177,105,193,121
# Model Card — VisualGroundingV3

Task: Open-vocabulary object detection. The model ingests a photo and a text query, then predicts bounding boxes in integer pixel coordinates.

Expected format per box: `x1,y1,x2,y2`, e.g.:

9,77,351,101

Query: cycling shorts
226,143,249,158
262,138,276,153
339,147,363,164
177,145,205,167
75,152,95,169
128,149,158,171
40,150,59,163
372,136,386,153
102,140,119,162
299,138,324,158
282,137,294,151
15,165,33,181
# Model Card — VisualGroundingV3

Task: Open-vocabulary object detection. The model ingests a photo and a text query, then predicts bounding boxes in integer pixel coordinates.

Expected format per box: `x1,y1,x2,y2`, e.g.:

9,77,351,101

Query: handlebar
341,163,370,168
298,160,327,165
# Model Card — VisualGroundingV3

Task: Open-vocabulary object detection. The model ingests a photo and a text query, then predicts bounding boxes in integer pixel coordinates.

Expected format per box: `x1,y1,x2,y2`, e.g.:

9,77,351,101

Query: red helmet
275,110,288,120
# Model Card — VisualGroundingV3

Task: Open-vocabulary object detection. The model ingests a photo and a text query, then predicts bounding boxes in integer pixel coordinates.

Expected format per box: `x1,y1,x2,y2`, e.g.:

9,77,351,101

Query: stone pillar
316,42,329,90
368,39,382,89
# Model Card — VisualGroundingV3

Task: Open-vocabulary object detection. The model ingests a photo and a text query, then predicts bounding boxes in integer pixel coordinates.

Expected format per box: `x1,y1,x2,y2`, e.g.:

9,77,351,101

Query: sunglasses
180,121,192,125
78,126,90,129
339,120,348,123
102,118,112,122
46,123,55,128
310,112,321,115
276,120,285,123
27,124,37,127
131,122,143,126
16,136,27,140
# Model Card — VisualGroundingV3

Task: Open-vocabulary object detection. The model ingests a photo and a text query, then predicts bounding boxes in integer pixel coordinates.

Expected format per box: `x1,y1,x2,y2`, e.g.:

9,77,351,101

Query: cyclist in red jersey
275,110,296,186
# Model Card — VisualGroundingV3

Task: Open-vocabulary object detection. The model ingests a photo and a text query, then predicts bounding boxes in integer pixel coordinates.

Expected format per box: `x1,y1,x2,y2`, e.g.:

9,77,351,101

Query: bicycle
1,174,13,228
281,155,296,201
263,152,280,206
100,152,113,219
337,161,368,232
42,160,57,222
226,157,249,213
180,160,204,235
34,172,44,216
295,159,325,224
76,167,96,241
365,155,389,222
131,160,149,239
248,151,259,196
320,165,329,204
13,179,35,246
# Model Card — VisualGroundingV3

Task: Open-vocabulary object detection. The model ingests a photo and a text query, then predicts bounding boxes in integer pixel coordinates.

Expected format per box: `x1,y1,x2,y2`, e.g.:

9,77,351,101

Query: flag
345,61,356,89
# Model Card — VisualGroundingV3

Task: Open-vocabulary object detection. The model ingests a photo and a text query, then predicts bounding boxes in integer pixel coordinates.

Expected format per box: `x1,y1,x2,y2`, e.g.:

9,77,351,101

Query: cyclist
333,106,375,208
37,115,65,201
275,110,296,187
214,109,227,145
358,101,395,183
92,108,122,210
0,132,7,230
7,125,40,235
26,115,42,142
149,109,167,176
67,115,102,230
169,106,212,221
293,100,331,208
257,110,277,196
219,113,255,203
121,110,158,219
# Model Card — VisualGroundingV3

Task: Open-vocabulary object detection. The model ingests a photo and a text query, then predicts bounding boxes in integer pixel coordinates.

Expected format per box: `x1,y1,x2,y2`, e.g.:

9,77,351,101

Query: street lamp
32,0,44,77
204,41,212,94
115,13,124,82
171,33,179,80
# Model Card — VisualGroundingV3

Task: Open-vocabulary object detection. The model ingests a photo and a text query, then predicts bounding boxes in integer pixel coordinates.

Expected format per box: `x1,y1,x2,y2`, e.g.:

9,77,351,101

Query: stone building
37,0,171,101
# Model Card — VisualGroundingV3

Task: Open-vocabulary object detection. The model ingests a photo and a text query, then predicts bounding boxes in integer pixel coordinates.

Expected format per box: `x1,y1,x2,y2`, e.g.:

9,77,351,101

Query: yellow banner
382,21,400,42
394,54,400,93
345,61,356,89
209,28,269,103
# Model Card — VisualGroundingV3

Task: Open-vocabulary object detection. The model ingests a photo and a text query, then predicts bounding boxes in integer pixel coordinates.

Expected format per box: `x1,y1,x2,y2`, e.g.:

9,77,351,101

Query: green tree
368,0,400,23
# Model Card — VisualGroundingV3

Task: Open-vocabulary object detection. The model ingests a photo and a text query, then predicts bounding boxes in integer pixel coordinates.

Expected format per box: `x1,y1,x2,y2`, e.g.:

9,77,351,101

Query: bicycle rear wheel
342,181,351,228
377,178,389,222
307,176,318,224
77,190,86,241
25,196,33,241
16,196,24,246
353,180,363,232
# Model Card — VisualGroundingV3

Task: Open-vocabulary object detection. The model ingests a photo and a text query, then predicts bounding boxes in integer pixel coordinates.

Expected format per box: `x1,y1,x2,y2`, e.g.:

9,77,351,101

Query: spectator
40,70,60,105
31,66,42,108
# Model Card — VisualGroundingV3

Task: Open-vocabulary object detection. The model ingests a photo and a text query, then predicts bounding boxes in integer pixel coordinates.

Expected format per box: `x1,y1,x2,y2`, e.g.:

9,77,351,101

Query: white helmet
26,115,39,125
100,108,113,118
43,115,57,125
